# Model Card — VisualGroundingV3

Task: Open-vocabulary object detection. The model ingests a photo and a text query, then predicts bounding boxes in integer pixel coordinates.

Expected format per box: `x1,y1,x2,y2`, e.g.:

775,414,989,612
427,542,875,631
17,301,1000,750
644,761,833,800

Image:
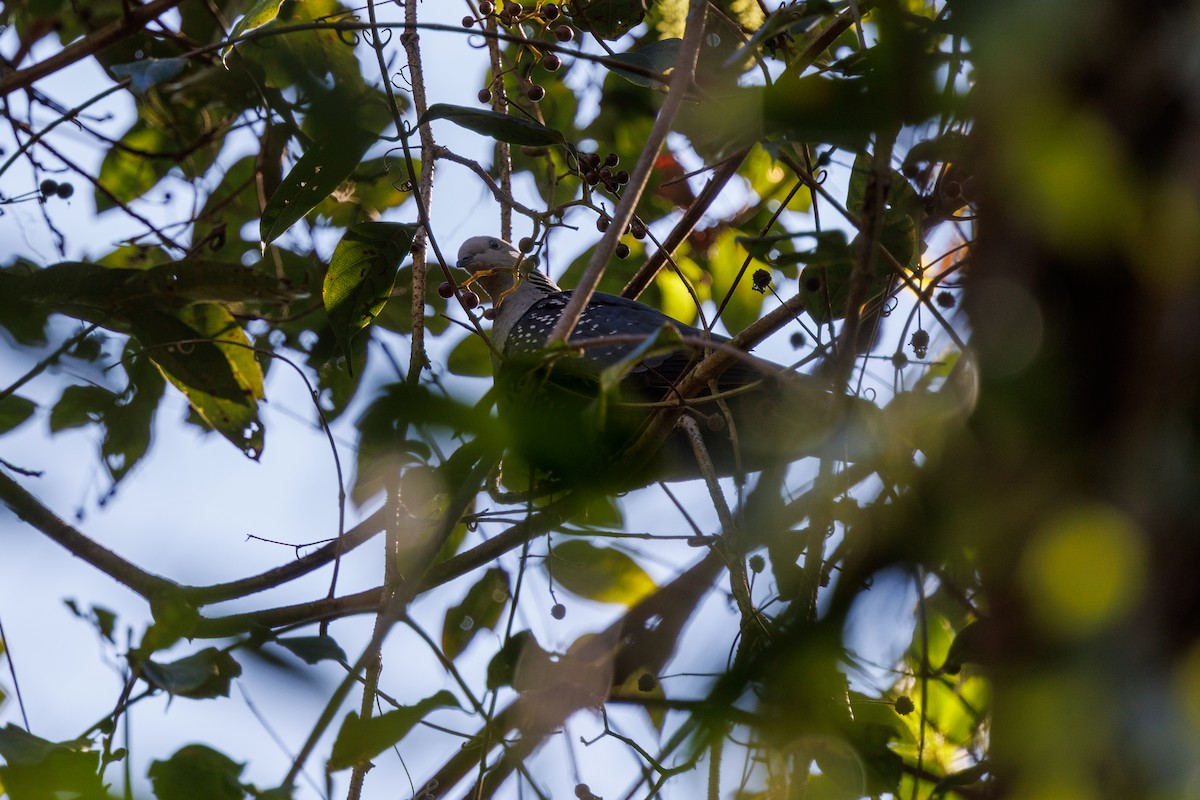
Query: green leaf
260,131,376,246
275,635,347,665
571,0,652,39
709,228,767,334
604,38,679,87
442,568,511,660
94,120,174,212
446,334,493,377
0,394,36,434
222,0,285,62
141,647,242,699
549,539,656,606
419,103,567,147
486,630,541,691
129,303,265,459
125,304,247,400
323,222,417,369
148,745,246,800
328,691,459,771
0,725,105,800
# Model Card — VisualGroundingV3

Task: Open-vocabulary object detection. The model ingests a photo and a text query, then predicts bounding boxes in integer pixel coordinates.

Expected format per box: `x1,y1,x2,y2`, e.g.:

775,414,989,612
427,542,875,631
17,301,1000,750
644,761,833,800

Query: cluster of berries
576,151,629,194
465,2,575,105
39,178,75,200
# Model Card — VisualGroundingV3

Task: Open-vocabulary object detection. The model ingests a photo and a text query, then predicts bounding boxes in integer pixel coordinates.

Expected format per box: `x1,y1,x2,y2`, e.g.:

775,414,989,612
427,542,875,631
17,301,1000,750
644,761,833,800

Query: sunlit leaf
222,0,285,62
328,691,459,771
549,539,656,606
420,103,567,147
134,303,265,459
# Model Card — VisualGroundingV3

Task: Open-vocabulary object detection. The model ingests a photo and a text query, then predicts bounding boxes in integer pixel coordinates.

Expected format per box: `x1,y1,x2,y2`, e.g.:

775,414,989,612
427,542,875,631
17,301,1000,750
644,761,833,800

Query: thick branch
0,470,177,599
0,0,186,98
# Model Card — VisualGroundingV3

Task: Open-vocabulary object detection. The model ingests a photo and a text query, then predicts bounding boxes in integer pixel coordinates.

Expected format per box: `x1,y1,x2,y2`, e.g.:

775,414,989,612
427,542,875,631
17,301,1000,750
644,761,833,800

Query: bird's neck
476,268,561,354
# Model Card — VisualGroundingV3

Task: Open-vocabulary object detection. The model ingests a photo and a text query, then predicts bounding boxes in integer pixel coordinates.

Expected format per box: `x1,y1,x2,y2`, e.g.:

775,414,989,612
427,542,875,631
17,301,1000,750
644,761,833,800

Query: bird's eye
489,240,499,249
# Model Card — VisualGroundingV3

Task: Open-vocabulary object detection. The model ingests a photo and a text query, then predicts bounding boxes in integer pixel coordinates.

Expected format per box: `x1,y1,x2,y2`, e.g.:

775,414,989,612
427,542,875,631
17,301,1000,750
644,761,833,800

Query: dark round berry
936,290,955,308
615,242,630,259
550,603,565,619
637,672,658,692
584,171,599,186
604,152,619,167
574,784,590,799
630,220,646,240
56,182,74,199
461,291,480,310
894,695,915,716
596,216,610,232
527,84,546,102
519,236,535,253
749,554,765,573
483,307,497,320
891,351,909,369
437,281,455,299
479,0,494,14
542,53,562,71
478,88,492,103
910,329,930,357
789,331,806,349
39,178,57,197
751,268,771,293
461,15,476,27
541,3,560,20
554,24,574,42
509,2,523,14
614,169,629,184
603,178,619,192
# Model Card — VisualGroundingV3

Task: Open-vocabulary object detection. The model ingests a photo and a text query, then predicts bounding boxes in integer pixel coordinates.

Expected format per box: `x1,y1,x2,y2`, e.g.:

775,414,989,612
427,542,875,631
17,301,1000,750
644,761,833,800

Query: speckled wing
503,290,738,392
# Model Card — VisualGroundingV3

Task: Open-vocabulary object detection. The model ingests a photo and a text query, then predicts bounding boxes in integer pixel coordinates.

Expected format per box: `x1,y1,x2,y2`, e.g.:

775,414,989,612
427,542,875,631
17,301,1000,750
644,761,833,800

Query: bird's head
455,236,532,304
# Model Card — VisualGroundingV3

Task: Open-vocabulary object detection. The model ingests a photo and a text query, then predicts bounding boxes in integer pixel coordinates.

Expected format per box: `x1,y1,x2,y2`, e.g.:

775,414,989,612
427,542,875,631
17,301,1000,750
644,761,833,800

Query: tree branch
0,0,187,98
0,470,177,599
546,0,709,344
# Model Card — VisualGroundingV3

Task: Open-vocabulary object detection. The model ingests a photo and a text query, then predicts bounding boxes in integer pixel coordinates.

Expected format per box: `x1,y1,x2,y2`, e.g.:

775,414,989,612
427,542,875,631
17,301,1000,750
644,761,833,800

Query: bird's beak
456,255,473,270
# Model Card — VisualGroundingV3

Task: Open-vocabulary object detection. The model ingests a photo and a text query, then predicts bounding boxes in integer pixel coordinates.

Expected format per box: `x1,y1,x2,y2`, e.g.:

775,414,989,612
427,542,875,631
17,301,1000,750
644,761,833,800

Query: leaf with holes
323,222,417,370
420,104,567,147
549,539,656,606
260,132,375,246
